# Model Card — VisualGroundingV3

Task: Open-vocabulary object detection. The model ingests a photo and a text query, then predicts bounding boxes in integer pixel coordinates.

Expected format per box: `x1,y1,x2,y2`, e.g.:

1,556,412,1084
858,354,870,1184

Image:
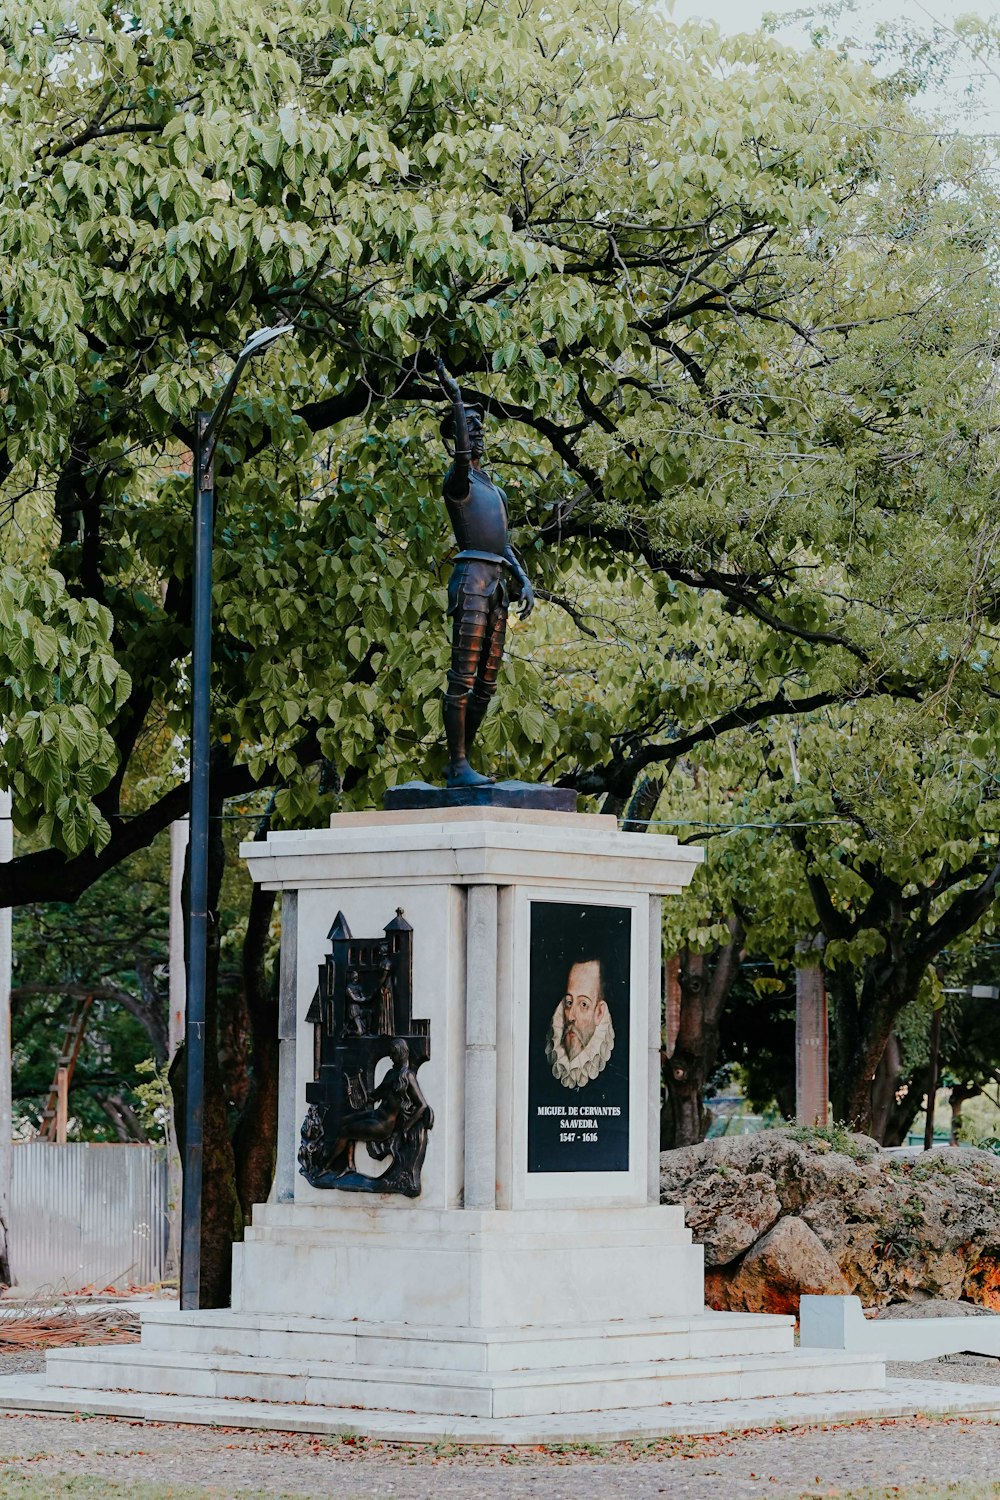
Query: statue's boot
464,688,493,758
444,695,494,787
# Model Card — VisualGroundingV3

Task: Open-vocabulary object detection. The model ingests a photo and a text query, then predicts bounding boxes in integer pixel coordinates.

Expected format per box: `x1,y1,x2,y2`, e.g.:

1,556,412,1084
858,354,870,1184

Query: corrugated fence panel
11,1143,170,1293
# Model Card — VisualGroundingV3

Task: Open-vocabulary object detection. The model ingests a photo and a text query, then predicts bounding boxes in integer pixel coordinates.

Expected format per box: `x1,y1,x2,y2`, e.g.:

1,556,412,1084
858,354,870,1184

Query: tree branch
0,735,321,910
914,849,1000,967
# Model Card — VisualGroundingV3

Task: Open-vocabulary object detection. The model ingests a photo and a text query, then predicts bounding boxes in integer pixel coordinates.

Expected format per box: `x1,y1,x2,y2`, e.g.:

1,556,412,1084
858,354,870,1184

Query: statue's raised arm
435,358,472,500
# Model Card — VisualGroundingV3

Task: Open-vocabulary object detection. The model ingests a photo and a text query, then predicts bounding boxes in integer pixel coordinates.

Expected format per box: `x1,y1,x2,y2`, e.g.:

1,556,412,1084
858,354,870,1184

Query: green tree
11,842,171,1138
656,692,1000,1137
5,0,1000,1289
4,0,993,893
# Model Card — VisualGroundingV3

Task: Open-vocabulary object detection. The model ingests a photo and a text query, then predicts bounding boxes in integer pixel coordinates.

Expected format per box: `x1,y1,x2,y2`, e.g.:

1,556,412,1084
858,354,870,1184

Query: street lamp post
181,323,292,1311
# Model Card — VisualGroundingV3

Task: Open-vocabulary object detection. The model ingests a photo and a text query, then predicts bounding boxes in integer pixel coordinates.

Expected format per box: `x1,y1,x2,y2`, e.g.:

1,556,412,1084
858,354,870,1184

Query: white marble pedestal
2,808,941,1436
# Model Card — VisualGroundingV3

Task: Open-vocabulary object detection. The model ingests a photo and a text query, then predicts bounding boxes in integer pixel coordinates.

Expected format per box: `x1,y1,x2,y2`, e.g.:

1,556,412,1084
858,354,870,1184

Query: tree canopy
4,0,998,907
4,0,1000,1227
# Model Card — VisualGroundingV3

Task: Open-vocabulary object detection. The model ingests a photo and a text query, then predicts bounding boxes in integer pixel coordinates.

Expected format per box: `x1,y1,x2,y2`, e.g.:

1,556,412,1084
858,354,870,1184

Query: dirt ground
0,1407,999,1498
0,1353,998,1498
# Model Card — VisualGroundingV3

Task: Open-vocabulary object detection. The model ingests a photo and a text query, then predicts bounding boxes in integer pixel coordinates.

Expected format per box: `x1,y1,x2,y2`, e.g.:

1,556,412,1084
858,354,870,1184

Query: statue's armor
442,464,511,749
444,465,510,557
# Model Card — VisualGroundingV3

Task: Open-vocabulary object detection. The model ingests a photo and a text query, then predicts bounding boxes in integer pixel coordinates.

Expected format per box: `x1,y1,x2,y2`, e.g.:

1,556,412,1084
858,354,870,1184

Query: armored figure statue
435,359,535,787
341,967,370,1037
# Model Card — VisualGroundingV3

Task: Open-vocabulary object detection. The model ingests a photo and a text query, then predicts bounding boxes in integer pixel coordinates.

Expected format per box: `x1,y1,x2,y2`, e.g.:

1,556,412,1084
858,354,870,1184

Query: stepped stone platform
13,1314,884,1420
0,1202,894,1431
0,1201,991,1441
0,1305,996,1441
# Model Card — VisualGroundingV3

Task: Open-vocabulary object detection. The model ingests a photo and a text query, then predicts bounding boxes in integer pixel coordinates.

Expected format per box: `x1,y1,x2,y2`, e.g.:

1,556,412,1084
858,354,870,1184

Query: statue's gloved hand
513,571,535,620
435,357,462,402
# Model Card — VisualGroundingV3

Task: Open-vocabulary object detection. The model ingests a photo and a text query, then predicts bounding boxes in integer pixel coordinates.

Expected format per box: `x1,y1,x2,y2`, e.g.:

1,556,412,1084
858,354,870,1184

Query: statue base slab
383,778,576,812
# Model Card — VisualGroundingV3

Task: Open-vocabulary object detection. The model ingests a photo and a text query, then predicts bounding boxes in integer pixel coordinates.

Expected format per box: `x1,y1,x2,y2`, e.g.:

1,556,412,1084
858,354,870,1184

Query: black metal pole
181,412,213,1310
177,323,291,1310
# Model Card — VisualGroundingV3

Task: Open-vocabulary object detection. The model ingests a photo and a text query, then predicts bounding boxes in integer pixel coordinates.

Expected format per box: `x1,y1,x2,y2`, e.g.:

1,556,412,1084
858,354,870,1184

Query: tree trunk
169,789,242,1309
828,967,864,1128
232,882,279,1220
840,1030,891,1136
622,777,662,833
949,1083,980,1145
829,963,923,1134
100,1093,149,1142
870,1032,901,1143
881,1059,931,1147
662,917,744,1149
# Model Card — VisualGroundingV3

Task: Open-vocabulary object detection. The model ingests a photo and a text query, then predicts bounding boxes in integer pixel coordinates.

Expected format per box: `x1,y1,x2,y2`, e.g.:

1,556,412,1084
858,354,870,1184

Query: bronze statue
375,943,395,1035
435,359,534,787
341,967,369,1038
301,909,433,1197
298,1039,433,1196
334,1039,433,1171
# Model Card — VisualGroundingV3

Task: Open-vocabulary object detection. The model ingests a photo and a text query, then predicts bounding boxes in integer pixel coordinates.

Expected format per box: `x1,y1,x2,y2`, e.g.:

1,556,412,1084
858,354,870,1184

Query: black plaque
526,901,631,1174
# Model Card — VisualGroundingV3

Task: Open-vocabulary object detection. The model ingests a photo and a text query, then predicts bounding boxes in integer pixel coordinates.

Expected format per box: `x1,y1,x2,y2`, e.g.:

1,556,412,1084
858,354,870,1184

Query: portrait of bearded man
546,958,616,1090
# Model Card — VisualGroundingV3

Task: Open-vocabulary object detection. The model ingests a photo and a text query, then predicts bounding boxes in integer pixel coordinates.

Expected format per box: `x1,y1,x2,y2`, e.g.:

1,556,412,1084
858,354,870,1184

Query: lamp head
240,322,294,359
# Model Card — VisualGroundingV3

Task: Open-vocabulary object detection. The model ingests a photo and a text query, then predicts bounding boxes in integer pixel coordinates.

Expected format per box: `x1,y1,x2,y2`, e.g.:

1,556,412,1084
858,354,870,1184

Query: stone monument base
2,1199,996,1438
2,809,990,1439
4,1206,995,1437
8,1200,894,1428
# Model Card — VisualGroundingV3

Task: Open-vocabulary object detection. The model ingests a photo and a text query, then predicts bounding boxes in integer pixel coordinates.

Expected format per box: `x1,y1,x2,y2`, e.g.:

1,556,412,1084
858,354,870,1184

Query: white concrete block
47,1351,217,1400
800,1294,1000,1362
136,1307,796,1375
139,1312,357,1365
215,1369,309,1404
303,1372,494,1419
247,1201,692,1241
231,1228,704,1327
241,814,705,900
358,1335,487,1372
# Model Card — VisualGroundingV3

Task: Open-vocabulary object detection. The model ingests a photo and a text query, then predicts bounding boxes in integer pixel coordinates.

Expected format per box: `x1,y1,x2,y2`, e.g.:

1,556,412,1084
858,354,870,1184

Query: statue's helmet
440,404,485,454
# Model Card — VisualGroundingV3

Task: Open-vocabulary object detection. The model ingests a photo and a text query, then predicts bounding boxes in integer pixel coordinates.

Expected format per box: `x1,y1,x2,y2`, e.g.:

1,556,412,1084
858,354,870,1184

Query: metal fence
10,1142,171,1293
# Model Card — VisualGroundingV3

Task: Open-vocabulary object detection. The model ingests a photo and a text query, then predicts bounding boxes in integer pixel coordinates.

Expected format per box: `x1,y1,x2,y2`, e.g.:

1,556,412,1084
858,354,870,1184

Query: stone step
45,1344,884,1420
137,1307,796,1371
248,1202,690,1239
2,1372,996,1443
240,1222,690,1250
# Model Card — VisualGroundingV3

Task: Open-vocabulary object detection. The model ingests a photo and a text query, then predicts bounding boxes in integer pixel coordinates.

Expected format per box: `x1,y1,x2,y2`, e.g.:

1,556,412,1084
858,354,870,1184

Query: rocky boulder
707,1215,851,1314
661,1129,1000,1314
868,1298,997,1319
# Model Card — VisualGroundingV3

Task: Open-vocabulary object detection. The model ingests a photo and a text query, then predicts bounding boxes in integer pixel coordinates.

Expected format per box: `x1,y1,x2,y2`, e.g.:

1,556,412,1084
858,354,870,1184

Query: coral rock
662,1129,1000,1312
707,1215,850,1315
